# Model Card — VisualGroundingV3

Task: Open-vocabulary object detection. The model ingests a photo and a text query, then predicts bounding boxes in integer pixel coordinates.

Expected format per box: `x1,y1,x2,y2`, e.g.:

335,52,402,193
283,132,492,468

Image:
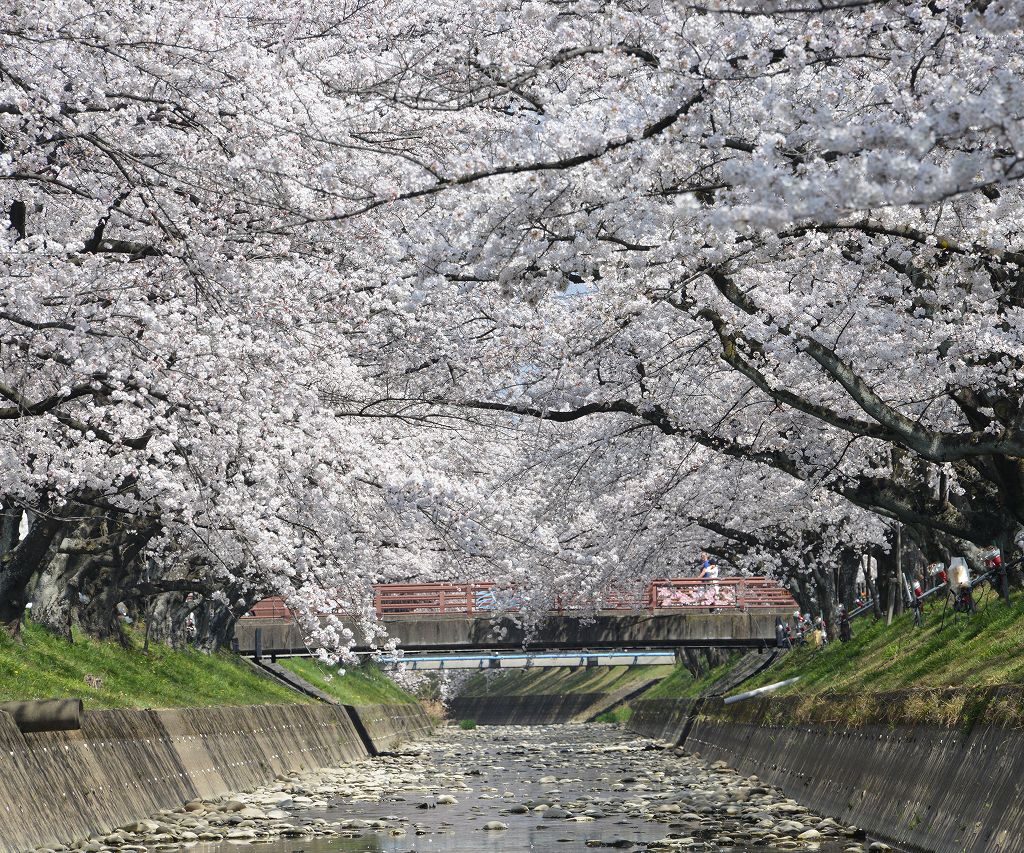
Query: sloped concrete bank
345,702,435,752
628,697,698,743
0,702,432,853
448,693,607,725
629,690,1024,853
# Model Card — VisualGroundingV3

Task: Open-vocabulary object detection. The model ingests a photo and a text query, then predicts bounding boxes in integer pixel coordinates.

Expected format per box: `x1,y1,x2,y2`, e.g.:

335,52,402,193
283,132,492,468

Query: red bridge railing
241,577,796,620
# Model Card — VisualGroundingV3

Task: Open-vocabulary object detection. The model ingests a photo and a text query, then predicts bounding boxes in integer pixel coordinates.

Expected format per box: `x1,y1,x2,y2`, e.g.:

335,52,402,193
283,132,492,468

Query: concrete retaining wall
628,696,1024,853
346,703,435,752
448,693,606,725
628,698,697,743
0,701,434,853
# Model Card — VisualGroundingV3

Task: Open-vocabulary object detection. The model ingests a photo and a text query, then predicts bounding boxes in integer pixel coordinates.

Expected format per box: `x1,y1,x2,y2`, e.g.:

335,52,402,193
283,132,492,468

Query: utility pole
894,521,904,616
887,522,902,625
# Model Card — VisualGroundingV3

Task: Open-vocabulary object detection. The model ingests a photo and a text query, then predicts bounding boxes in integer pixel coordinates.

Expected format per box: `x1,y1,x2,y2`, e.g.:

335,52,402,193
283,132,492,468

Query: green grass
638,653,744,700
458,664,675,698
636,663,696,699
743,590,1024,697
0,622,305,709
458,718,477,729
279,658,417,705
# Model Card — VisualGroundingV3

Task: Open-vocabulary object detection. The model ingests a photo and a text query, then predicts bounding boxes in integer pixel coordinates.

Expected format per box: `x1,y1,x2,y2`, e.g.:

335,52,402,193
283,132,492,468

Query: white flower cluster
2,0,1022,651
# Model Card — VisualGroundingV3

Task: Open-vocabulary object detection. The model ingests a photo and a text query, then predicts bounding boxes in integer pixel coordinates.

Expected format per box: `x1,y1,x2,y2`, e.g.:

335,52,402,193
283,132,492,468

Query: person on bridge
699,556,720,606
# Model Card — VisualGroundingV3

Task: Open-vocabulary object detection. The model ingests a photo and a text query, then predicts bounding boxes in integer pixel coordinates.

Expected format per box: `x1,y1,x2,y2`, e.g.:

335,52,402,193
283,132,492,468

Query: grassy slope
743,591,1024,697
638,653,744,700
459,664,675,698
0,622,305,710
279,658,417,705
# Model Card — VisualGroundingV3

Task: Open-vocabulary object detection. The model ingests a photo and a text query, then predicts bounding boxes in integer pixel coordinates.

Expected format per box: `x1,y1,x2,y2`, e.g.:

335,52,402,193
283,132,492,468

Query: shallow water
188,724,864,853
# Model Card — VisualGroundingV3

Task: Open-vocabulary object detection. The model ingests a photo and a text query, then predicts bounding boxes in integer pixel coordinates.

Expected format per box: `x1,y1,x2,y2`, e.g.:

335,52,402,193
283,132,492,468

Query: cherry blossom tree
4,0,1024,655
342,0,1024,569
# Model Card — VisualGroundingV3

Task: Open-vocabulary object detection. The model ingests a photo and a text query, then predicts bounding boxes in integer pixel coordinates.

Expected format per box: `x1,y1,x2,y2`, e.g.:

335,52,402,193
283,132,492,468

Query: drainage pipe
0,699,84,733
723,677,800,705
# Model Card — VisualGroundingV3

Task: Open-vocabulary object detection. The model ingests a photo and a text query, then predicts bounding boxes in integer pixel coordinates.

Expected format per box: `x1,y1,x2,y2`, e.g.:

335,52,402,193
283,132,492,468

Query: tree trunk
145,592,200,648
0,507,65,633
30,508,103,638
838,549,859,610
809,562,837,640
793,574,814,618
867,552,883,620
29,549,79,639
0,503,23,556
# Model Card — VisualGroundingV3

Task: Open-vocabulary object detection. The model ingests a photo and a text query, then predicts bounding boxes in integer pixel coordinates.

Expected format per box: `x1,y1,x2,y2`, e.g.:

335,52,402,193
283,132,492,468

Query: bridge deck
235,578,795,656
242,577,797,620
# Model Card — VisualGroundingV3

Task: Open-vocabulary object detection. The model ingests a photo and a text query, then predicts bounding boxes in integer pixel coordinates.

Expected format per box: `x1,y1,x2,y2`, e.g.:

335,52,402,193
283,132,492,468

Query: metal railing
240,577,796,620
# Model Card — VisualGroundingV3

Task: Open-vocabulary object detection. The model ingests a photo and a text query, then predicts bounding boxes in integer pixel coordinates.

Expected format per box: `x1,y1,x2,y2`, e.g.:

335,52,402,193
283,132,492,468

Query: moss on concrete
698,683,1024,730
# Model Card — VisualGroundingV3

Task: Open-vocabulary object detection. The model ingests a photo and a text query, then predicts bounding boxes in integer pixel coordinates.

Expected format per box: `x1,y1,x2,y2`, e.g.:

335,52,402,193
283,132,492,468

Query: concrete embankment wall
629,693,1024,853
628,697,697,743
448,693,606,725
0,702,432,853
346,702,436,751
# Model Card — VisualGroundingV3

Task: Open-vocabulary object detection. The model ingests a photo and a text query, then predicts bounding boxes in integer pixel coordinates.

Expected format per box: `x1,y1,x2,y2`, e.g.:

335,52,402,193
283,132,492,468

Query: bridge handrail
241,577,797,620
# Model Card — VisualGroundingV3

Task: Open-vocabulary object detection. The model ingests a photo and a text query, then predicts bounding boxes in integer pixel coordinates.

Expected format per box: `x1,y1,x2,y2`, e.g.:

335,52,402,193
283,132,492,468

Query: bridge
375,650,679,670
234,577,797,656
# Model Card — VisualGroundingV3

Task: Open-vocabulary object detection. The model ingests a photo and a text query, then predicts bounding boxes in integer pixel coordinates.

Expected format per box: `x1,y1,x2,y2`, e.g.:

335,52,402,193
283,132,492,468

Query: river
100,724,874,853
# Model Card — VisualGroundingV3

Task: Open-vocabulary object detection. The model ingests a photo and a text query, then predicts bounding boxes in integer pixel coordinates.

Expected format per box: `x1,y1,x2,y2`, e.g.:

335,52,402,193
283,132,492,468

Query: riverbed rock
41,723,856,853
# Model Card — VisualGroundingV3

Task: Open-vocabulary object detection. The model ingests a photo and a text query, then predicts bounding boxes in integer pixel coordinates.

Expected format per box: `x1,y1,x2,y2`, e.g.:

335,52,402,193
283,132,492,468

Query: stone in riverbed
482,821,508,830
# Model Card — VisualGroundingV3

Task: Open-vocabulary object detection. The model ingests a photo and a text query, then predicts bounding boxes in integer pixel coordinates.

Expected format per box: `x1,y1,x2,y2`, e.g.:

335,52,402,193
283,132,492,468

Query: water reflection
194,724,865,853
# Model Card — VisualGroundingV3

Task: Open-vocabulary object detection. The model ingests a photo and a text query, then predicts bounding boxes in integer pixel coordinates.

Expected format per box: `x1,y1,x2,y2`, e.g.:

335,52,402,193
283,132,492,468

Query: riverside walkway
234,578,797,655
